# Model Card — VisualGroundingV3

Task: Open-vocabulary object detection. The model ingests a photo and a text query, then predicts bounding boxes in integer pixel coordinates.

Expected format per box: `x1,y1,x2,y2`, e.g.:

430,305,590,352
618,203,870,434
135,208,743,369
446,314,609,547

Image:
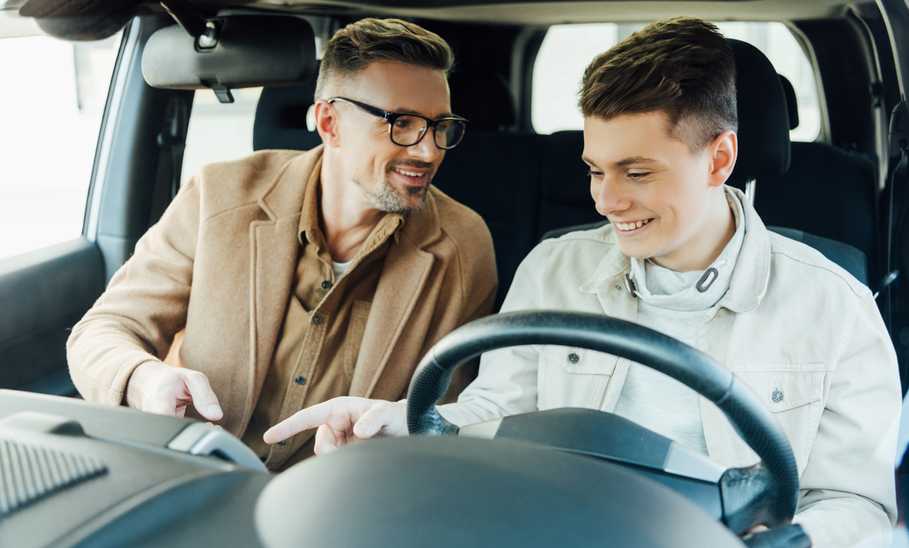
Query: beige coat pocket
733,369,827,472
537,347,618,411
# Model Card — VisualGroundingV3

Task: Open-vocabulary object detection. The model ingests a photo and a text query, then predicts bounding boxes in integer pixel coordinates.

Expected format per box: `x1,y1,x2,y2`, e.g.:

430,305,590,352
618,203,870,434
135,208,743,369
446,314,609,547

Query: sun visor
18,0,143,41
142,15,317,103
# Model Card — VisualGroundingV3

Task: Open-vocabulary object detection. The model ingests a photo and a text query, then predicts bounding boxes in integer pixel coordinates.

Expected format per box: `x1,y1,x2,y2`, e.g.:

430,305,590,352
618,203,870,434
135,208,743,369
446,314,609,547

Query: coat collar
577,186,772,313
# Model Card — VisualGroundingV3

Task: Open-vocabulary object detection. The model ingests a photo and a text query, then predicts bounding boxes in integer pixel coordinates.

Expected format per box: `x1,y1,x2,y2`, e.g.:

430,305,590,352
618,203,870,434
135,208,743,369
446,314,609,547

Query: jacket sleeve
792,290,900,548
66,177,201,406
438,242,552,426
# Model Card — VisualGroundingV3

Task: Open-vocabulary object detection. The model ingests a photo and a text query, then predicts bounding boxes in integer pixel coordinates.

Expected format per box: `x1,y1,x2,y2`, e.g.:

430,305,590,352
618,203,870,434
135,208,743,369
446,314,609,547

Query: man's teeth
394,168,423,178
615,219,652,231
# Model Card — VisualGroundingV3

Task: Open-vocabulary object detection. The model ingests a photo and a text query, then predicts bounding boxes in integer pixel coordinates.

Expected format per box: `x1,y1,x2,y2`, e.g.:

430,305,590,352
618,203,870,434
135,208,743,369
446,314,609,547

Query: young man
66,18,497,471
264,18,901,547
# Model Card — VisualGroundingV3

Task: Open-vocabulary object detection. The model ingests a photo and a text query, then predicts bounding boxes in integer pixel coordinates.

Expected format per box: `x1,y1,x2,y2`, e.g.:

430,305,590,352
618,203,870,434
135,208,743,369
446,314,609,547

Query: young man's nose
594,180,633,216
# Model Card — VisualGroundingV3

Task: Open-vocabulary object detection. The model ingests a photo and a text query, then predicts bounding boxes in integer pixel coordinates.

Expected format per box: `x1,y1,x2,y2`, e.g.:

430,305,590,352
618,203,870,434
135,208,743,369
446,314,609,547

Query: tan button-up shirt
242,161,403,470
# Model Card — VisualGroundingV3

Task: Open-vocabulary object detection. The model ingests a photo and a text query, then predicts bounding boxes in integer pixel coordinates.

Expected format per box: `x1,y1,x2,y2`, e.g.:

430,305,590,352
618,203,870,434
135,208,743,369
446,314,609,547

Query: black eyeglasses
327,96,468,150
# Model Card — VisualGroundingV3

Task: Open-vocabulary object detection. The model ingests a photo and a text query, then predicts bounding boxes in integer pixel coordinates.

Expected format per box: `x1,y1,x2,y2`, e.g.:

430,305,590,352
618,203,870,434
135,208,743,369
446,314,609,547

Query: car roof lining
196,0,849,24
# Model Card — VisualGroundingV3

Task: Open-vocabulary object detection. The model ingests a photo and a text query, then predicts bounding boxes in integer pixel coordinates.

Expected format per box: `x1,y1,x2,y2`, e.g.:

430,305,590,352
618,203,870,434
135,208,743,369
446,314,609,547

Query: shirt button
294,375,307,386
321,280,332,290
771,388,784,403
567,352,580,364
311,313,324,325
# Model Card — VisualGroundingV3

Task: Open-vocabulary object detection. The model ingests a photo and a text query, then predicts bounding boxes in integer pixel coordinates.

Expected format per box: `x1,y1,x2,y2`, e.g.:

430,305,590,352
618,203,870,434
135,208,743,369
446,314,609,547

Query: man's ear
708,130,738,188
314,100,341,147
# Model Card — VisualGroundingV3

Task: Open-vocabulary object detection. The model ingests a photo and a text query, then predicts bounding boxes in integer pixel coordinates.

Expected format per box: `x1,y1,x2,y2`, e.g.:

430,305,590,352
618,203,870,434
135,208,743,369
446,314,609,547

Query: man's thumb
181,370,224,421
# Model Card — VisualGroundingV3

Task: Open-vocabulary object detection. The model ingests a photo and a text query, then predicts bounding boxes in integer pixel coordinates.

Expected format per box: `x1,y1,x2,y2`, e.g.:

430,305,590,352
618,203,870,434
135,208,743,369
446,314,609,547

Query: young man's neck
653,189,736,272
318,157,385,262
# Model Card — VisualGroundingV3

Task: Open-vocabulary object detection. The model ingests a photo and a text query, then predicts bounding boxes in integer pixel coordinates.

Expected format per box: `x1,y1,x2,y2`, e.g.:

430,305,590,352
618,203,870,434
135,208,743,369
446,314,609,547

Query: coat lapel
349,191,443,398
237,149,321,432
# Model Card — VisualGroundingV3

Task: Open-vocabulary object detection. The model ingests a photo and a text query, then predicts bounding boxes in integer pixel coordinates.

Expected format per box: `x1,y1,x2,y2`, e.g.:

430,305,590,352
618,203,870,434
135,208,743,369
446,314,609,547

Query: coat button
321,280,332,290
771,388,784,403
294,375,307,386
567,352,580,364
312,313,324,325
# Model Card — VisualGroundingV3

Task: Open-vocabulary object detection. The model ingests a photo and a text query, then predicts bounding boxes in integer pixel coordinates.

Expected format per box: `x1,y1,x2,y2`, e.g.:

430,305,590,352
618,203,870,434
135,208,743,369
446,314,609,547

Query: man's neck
319,159,384,262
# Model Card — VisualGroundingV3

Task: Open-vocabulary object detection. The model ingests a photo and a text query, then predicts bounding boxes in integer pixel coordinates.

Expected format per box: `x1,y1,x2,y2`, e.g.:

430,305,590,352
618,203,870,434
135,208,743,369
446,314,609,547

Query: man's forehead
343,61,452,118
582,112,688,166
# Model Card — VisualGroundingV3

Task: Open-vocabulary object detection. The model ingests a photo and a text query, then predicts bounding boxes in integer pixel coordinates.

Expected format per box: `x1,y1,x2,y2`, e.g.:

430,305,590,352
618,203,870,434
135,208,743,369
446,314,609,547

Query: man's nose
408,129,443,163
594,179,632,216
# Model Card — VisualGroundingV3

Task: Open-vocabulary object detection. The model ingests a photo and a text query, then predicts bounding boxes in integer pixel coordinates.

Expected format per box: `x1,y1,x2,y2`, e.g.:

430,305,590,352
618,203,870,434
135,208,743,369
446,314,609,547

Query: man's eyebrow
392,107,455,118
581,156,658,168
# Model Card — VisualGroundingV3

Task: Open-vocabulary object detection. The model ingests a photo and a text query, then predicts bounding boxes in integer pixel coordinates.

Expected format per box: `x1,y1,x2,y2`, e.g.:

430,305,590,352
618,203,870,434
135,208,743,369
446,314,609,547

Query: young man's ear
314,100,341,147
707,130,738,187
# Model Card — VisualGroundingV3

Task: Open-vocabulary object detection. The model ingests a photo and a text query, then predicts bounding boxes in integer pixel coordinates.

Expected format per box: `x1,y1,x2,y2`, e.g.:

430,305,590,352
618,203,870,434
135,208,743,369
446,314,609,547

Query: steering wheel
405,310,800,533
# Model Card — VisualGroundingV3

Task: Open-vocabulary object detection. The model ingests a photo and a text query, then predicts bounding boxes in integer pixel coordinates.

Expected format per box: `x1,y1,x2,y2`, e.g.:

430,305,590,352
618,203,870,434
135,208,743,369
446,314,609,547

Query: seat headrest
253,69,322,151
728,39,791,187
449,72,516,131
779,74,799,130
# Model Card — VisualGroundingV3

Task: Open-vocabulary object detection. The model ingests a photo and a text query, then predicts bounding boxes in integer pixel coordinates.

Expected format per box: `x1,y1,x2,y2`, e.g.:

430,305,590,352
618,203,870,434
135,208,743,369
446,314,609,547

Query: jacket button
321,280,332,290
771,388,784,403
312,313,324,325
567,352,580,364
294,375,307,386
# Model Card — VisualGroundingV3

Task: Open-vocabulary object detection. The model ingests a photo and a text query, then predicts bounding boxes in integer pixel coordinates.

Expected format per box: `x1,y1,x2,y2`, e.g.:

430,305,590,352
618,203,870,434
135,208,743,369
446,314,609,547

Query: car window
180,87,263,183
0,14,121,260
532,22,821,142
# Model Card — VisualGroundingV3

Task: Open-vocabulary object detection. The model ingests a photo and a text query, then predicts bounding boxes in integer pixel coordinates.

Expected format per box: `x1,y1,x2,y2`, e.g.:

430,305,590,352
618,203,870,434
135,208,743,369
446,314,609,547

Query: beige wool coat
67,147,498,437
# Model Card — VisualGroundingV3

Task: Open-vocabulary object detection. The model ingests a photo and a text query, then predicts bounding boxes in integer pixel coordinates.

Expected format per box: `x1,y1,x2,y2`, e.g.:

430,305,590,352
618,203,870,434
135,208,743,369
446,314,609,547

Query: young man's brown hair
579,17,737,150
315,18,454,98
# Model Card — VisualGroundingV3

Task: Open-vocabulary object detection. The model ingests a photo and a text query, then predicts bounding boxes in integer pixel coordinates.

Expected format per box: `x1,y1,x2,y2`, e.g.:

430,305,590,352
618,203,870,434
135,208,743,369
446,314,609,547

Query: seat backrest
253,68,321,152
750,74,877,281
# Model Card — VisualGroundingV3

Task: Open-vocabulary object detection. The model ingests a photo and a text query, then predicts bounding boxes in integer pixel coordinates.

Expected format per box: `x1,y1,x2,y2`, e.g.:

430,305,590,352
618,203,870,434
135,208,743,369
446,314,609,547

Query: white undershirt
613,190,745,455
331,260,352,279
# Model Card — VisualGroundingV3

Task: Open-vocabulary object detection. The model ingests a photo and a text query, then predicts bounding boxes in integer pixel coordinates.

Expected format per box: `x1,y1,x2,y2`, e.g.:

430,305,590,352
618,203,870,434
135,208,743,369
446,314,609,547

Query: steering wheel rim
405,310,799,527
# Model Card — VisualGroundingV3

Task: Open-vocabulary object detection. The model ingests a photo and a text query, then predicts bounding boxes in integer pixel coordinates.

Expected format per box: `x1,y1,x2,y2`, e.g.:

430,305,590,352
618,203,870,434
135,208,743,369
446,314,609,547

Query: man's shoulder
191,149,313,217
767,231,871,299
428,186,493,250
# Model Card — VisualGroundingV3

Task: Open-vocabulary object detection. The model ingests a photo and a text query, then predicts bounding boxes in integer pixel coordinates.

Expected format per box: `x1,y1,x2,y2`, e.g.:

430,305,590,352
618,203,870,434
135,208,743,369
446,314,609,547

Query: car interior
2,0,909,546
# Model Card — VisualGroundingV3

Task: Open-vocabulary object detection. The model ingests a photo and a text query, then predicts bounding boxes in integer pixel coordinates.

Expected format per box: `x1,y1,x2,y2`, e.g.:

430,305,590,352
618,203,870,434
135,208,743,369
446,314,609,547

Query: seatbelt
149,94,191,224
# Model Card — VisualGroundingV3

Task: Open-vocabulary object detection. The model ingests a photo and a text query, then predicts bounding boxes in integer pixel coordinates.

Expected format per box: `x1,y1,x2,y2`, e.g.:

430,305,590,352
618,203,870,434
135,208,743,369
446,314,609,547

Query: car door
0,12,187,396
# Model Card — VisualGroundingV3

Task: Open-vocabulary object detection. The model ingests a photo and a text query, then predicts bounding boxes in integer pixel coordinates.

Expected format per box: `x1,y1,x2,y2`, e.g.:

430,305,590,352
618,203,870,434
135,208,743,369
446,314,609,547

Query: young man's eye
627,171,651,180
588,170,604,179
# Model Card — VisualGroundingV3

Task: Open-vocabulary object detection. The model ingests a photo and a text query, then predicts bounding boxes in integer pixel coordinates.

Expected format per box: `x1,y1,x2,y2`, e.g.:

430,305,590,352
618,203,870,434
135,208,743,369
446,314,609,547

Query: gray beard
358,178,426,213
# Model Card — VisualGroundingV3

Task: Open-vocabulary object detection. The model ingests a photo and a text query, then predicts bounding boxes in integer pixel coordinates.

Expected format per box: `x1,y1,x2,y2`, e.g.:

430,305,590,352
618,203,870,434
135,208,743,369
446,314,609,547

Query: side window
180,88,262,183
532,22,821,142
0,15,121,260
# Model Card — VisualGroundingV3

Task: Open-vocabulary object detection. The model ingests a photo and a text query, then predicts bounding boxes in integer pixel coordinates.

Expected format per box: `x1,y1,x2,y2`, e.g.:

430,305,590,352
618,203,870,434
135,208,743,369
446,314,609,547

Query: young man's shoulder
767,230,871,299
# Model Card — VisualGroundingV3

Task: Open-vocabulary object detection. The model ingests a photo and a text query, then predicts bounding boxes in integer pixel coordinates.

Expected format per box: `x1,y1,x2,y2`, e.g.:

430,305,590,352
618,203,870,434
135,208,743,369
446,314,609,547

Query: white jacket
440,189,901,548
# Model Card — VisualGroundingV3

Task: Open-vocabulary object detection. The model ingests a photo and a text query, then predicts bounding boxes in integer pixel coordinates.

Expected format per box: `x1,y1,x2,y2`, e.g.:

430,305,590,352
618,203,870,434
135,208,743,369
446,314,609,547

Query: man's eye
627,171,651,180
588,170,604,179
394,117,414,129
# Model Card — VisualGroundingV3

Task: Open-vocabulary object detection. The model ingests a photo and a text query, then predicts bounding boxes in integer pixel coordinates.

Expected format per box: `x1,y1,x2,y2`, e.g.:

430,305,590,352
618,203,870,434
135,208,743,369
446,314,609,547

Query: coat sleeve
66,177,201,406
438,242,552,426
792,290,901,548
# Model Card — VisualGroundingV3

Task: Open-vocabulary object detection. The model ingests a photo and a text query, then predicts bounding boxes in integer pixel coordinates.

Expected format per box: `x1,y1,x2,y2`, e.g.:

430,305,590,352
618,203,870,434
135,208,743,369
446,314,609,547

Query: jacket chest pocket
733,369,827,473
537,347,618,411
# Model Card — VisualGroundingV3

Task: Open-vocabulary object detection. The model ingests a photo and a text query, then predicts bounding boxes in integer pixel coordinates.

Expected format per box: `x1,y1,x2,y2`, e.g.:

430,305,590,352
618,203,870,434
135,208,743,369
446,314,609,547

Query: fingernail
206,404,223,418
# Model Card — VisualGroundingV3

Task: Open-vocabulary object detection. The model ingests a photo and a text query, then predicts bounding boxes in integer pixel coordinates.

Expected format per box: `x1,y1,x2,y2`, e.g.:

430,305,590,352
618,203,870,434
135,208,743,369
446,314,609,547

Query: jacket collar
578,186,771,313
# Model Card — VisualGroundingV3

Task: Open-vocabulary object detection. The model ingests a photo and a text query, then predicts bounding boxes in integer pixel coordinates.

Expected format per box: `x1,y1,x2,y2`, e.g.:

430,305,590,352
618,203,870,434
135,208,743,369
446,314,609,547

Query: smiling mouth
390,165,432,187
613,218,655,233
